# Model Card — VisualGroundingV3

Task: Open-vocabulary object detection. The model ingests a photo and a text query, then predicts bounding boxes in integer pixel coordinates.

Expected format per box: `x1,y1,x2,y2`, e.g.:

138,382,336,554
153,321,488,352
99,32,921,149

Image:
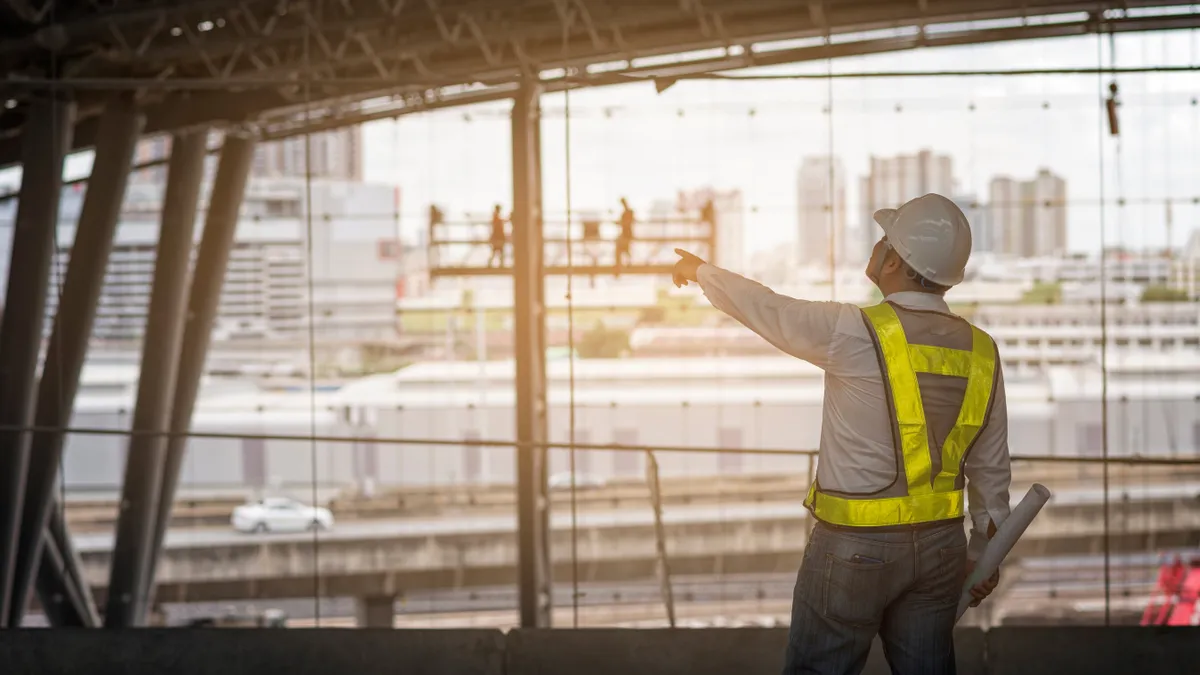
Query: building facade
796,155,847,269
0,178,401,349
989,168,1068,257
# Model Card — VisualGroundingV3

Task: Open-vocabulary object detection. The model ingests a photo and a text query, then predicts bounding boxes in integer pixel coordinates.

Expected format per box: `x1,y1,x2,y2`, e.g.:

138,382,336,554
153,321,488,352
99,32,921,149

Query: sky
361,29,1200,262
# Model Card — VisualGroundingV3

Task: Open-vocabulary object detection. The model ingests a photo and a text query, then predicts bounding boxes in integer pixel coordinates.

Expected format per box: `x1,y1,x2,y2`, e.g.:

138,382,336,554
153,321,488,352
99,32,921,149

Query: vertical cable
301,11,321,627
564,82,581,629
1097,17,1113,626
826,50,836,299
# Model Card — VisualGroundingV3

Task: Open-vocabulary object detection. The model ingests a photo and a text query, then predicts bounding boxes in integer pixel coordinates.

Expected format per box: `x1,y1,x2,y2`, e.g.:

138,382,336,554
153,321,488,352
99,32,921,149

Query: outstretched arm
673,249,845,368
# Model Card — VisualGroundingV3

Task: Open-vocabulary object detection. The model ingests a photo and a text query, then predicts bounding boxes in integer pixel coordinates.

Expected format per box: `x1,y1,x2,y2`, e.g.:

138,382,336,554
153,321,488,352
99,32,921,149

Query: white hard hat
873,193,972,287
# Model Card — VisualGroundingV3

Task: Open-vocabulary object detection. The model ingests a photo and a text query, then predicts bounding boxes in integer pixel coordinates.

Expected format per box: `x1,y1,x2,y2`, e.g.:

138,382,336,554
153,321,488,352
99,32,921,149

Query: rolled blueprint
956,483,1052,621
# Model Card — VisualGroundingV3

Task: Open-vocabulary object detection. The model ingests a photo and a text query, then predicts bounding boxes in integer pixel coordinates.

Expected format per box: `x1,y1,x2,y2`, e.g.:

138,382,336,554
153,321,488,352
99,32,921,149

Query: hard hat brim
872,208,898,231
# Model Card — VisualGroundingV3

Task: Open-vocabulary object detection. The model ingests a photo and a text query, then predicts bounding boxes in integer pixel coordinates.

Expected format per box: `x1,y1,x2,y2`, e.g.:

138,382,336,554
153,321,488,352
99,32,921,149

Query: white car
547,472,607,492
231,498,334,534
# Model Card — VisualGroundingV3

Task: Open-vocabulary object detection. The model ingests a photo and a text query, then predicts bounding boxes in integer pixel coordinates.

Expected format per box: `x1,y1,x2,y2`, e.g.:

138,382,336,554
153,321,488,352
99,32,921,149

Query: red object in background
1142,556,1200,626
395,277,405,299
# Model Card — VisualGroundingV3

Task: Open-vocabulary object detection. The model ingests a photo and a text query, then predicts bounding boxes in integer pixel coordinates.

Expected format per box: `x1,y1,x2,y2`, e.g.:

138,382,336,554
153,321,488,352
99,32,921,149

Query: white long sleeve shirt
697,263,1011,559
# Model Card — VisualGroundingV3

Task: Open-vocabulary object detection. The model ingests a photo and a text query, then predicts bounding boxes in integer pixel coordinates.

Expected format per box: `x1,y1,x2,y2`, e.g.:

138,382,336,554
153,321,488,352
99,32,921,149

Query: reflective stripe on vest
804,302,997,527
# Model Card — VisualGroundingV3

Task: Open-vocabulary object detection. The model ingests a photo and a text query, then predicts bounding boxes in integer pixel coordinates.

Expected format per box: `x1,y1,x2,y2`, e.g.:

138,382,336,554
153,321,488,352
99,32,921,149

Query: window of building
613,428,640,477
718,427,744,473
1077,423,1103,456
241,438,266,487
463,430,482,483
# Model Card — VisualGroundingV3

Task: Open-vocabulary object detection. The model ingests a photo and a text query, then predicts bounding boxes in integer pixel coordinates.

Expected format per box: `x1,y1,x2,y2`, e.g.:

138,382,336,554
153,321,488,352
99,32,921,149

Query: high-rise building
859,149,956,259
253,126,363,181
796,156,847,268
675,188,744,272
989,168,1067,257
953,194,991,254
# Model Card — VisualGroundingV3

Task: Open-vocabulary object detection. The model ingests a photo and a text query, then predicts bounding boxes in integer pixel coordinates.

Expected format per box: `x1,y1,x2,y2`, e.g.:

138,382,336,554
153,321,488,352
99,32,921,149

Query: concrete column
511,80,551,628
0,93,75,626
146,129,258,608
8,95,142,627
355,594,396,628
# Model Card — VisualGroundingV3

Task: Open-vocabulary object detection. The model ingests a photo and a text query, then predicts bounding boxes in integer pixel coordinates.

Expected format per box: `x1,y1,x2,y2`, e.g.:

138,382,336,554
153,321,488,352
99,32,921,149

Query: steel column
146,129,258,607
35,504,99,627
511,81,551,628
104,130,209,627
8,95,143,626
0,93,75,626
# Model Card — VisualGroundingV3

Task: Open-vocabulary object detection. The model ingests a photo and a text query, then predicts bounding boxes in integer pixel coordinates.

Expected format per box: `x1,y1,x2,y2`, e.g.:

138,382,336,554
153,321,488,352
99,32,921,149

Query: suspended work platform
427,204,717,278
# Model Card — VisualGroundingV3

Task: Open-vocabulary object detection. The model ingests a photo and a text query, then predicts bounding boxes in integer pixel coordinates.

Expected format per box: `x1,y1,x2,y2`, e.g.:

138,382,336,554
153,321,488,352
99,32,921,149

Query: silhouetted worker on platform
488,204,507,268
674,194,1010,675
700,198,716,227
616,197,635,269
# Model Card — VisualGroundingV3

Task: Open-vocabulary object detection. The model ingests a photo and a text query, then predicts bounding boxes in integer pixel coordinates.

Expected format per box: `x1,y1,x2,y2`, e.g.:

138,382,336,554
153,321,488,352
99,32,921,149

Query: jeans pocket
939,542,969,590
823,553,895,626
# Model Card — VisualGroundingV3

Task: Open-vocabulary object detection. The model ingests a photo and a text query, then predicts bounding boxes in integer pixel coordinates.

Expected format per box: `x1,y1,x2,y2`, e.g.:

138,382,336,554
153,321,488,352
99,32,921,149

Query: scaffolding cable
564,80,582,629
301,15,323,628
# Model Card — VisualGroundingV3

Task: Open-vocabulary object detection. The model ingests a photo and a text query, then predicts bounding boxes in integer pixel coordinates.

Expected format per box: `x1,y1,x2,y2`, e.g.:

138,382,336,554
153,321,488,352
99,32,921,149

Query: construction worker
488,204,507,268
616,197,635,269
673,194,1010,675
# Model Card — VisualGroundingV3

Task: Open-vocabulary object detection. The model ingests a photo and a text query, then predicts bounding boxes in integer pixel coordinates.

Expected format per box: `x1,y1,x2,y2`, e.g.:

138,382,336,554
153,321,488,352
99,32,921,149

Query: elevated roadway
70,482,1200,605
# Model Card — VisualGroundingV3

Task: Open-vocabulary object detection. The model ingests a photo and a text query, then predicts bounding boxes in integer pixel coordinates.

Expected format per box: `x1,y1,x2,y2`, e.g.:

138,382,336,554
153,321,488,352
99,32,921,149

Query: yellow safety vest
804,302,998,527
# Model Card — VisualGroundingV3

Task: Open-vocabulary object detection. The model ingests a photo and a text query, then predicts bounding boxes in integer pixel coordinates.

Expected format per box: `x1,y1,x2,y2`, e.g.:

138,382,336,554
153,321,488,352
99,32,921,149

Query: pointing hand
673,248,706,288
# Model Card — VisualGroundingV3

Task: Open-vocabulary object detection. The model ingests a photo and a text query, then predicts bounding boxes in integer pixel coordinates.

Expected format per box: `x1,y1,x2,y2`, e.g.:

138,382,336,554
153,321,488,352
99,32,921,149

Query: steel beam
36,504,99,628
6,2,1200,169
0,93,75,627
146,129,258,608
8,95,143,627
511,80,552,628
104,129,209,627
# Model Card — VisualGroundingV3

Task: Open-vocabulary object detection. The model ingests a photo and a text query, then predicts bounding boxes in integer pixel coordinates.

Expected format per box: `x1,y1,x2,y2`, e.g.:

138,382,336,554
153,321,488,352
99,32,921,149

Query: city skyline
796,148,1068,265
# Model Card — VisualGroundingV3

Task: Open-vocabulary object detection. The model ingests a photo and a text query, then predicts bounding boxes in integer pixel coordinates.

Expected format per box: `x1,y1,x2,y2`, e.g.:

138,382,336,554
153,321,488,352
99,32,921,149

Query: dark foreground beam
146,129,259,610
0,94,75,626
9,95,143,627
104,130,209,627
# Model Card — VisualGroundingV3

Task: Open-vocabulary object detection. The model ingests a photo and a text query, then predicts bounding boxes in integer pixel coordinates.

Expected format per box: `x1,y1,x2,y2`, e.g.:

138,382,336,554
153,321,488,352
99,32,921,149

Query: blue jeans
782,520,967,675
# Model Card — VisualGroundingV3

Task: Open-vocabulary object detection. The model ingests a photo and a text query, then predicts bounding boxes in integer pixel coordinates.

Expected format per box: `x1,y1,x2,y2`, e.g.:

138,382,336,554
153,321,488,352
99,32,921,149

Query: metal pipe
104,130,209,627
36,504,99,627
146,129,258,608
0,93,75,626
8,95,142,627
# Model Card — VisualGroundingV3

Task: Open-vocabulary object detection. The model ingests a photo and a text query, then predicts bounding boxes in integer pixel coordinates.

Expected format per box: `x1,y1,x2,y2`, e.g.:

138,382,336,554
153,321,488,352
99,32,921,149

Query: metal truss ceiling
1,0,1199,167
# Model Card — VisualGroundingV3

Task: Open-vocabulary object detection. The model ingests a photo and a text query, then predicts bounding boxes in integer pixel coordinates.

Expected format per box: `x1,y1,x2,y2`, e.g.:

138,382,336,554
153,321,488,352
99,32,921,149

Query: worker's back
773,291,1003,499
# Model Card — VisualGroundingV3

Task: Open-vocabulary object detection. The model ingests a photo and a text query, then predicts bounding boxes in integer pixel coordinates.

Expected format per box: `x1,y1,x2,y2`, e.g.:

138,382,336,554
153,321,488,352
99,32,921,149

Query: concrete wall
4,627,1196,675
